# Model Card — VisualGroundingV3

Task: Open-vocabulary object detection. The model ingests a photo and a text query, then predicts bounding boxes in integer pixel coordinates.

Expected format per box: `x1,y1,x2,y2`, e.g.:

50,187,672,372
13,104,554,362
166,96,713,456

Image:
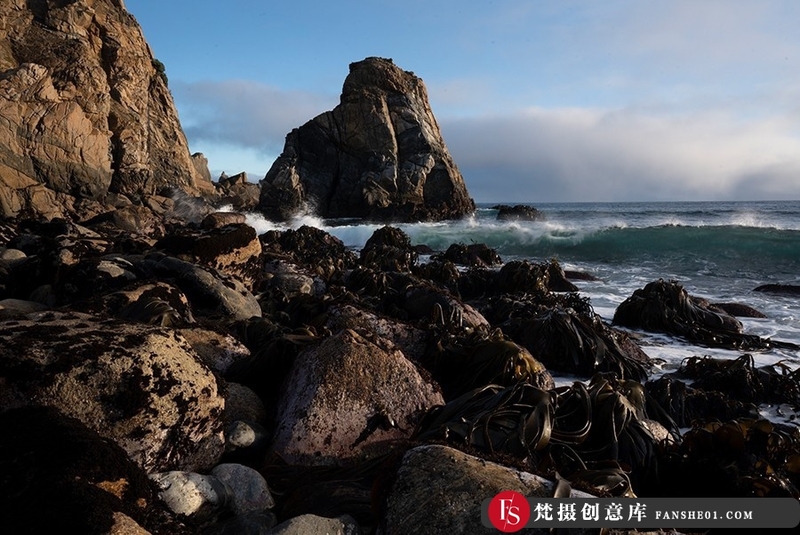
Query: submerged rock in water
754,283,800,297
614,279,796,350
493,204,545,221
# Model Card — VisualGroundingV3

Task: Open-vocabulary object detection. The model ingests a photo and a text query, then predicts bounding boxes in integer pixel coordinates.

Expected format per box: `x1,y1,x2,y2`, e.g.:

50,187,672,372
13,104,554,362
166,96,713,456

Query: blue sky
126,0,800,202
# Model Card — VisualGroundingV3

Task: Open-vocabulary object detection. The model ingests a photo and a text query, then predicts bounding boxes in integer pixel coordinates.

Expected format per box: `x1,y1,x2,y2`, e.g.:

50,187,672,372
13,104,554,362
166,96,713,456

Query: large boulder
259,57,475,222
0,312,226,472
271,329,443,465
384,444,592,535
0,0,213,219
0,406,188,535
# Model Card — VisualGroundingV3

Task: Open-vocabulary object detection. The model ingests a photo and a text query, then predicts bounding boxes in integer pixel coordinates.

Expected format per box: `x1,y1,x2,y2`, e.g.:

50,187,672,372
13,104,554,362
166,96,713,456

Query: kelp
645,375,759,430
677,354,800,408
423,328,554,400
413,383,556,458
657,418,800,497
412,375,664,496
504,305,650,381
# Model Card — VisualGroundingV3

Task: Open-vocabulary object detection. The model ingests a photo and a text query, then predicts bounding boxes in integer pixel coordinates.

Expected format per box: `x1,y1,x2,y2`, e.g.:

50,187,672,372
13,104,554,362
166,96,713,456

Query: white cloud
441,106,800,202
172,79,338,155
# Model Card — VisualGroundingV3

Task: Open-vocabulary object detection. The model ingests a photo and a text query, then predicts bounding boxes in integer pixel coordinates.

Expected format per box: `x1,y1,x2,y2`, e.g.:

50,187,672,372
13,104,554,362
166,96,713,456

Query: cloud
172,80,338,155
441,106,800,202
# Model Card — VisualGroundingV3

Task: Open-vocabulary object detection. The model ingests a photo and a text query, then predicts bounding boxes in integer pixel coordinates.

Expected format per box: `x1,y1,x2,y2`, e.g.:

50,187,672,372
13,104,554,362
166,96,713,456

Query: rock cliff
259,57,474,222
0,0,213,219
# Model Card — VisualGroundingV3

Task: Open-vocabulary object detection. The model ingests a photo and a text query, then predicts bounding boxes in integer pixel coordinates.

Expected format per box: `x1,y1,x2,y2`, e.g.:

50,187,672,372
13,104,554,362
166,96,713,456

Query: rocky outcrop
0,312,226,472
0,0,213,220
259,57,474,222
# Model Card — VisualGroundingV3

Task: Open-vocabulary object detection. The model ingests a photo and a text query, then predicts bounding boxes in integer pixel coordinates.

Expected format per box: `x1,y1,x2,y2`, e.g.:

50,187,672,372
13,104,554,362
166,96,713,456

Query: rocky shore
2,210,800,534
2,2,800,533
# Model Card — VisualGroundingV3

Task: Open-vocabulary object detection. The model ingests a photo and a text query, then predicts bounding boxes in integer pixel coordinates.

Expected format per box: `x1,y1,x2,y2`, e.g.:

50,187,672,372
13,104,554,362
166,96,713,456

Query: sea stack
0,0,214,220
259,57,475,222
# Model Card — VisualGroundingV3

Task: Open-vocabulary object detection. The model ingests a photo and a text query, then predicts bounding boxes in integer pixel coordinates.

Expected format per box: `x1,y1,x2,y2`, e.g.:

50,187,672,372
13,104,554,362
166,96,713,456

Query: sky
125,0,800,203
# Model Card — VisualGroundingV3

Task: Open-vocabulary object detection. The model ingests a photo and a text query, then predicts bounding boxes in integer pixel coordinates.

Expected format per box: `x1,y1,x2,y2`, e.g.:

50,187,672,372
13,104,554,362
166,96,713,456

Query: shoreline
2,208,800,533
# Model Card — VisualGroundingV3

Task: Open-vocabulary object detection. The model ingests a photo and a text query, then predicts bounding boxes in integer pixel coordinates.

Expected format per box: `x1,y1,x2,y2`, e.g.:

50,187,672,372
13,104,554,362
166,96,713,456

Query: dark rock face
259,57,475,222
754,283,800,297
493,204,545,222
0,406,188,535
0,0,214,220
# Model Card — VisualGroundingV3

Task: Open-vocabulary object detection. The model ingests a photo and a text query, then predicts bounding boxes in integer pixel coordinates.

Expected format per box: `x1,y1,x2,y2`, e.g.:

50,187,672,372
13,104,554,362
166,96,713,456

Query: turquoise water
240,200,800,416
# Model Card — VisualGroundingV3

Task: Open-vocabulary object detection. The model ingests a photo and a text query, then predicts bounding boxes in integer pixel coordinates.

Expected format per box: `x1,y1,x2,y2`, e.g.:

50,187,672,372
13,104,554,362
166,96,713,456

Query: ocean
240,200,800,423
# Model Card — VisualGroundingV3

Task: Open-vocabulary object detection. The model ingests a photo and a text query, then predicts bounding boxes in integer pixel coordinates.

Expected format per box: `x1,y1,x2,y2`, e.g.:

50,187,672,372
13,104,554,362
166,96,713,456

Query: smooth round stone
149,471,230,518
211,463,275,513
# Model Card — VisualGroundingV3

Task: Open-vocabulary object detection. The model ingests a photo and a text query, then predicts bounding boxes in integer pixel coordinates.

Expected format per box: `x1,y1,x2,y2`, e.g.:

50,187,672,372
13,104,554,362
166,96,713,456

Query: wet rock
402,280,490,329
224,420,271,464
564,270,601,281
711,302,767,318
223,383,269,426
268,514,361,535
271,329,443,465
0,406,186,535
260,225,357,281
754,283,800,296
259,57,474,222
147,254,262,322
493,204,545,221
211,463,275,514
360,226,417,272
180,327,251,374
260,260,317,297
433,242,501,267
0,312,225,472
215,173,261,212
156,224,262,290
497,259,578,294
150,471,230,520
325,304,428,362
99,282,195,327
202,211,247,229
384,444,591,535
0,297,48,319
614,279,794,350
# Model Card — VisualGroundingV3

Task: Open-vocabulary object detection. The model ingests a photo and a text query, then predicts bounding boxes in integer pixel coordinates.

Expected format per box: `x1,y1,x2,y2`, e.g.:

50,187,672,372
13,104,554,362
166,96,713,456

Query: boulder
0,0,213,220
155,224,263,290
148,254,262,322
179,327,251,374
210,463,275,515
754,283,800,297
384,444,591,535
215,172,261,212
269,514,361,535
149,471,231,520
360,225,417,272
0,312,226,472
433,242,502,267
493,204,545,221
0,406,187,535
614,279,795,350
271,329,443,465
259,57,474,222
260,225,358,281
